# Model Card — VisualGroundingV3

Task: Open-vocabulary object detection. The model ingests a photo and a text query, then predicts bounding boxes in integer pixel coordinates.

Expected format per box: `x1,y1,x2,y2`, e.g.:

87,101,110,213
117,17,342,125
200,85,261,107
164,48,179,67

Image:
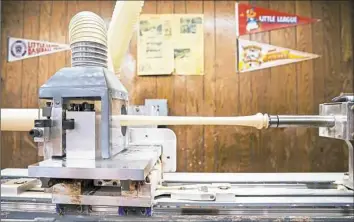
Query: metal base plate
28,146,161,181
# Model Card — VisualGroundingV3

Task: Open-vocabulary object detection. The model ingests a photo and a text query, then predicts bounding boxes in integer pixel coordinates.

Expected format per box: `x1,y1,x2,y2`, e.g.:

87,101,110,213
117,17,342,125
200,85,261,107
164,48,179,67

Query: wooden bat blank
115,113,270,129
1,109,39,131
0,108,270,131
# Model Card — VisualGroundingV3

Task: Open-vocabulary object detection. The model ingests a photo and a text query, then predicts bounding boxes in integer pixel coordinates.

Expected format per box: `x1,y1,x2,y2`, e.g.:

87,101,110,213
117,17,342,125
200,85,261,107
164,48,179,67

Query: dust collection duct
69,11,108,68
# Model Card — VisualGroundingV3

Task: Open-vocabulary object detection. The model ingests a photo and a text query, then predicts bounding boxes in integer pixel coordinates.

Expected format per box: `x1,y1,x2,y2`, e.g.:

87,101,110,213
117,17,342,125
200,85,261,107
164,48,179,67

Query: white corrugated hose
69,11,108,68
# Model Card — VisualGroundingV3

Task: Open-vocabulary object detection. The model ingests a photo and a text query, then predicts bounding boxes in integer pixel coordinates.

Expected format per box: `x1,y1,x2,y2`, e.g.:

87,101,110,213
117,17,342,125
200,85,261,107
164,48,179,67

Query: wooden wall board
295,0,314,172
202,0,216,172
21,1,41,166
1,1,24,168
173,0,188,172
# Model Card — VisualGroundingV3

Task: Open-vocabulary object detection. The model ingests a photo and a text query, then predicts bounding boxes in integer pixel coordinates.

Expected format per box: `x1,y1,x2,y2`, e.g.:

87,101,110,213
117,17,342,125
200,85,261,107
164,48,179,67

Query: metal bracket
128,128,177,172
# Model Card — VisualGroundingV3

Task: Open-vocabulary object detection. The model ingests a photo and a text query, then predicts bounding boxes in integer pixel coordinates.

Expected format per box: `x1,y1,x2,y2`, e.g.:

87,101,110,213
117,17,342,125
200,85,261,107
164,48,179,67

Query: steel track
2,200,354,222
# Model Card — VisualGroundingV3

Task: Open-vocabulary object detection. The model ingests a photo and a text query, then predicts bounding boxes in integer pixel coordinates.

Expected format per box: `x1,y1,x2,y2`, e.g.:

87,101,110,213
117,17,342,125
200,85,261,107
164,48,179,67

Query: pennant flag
237,39,319,73
8,37,70,62
235,3,320,36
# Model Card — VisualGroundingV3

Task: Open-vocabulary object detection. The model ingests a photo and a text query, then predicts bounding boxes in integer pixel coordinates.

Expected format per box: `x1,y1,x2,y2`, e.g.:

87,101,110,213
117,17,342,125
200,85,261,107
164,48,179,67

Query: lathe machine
0,65,353,221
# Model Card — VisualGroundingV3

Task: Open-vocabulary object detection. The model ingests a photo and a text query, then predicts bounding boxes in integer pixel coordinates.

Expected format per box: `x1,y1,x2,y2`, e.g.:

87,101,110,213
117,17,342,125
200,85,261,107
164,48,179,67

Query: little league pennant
235,3,320,36
8,37,70,62
238,39,319,73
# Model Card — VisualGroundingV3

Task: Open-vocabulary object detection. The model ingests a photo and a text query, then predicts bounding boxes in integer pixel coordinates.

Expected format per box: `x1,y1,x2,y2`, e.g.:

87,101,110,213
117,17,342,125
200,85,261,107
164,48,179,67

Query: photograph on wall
235,3,320,37
137,14,204,76
237,39,319,73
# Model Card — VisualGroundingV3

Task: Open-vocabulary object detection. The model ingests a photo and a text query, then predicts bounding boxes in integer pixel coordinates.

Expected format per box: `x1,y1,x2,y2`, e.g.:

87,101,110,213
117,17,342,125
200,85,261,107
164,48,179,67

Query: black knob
46,102,52,107
29,129,42,138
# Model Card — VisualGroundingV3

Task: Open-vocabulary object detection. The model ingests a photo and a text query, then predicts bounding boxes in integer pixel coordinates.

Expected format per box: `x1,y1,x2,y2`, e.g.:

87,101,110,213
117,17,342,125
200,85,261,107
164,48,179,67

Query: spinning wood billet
0,109,270,131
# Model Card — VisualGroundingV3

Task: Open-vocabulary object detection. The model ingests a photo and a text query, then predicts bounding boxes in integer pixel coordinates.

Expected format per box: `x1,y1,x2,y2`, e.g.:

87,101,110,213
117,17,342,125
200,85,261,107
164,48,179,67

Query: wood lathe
1,67,353,221
1,4,354,222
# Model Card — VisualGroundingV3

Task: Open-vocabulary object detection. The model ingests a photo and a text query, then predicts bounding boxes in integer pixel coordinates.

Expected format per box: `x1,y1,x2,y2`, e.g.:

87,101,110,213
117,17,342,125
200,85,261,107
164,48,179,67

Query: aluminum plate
27,146,161,181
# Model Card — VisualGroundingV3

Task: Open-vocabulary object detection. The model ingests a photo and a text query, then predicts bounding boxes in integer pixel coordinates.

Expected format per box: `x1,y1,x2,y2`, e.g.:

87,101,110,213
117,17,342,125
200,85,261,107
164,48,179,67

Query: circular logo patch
10,40,27,58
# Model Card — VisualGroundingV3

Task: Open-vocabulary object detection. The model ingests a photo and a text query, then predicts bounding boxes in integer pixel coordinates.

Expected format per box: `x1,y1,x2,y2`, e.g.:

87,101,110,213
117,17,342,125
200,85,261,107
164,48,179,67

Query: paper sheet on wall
173,14,204,75
138,14,174,75
137,14,204,76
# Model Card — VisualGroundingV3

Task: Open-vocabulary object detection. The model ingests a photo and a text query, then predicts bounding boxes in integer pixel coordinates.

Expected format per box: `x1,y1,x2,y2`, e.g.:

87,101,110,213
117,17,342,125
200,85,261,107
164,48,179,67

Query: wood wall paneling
1,1,352,172
173,1,187,172
311,0,327,171
250,0,272,172
238,0,257,173
321,1,347,171
21,1,40,166
185,1,204,172
38,1,52,87
2,1,24,168
295,0,314,172
268,1,298,172
203,0,216,172
132,1,157,105
214,1,239,172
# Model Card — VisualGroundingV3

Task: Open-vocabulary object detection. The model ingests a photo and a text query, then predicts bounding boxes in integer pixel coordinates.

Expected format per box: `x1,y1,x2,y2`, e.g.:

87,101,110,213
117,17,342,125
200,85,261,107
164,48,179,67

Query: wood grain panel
214,1,239,172
320,1,346,172
295,0,314,172
21,1,41,166
311,0,327,172
268,1,298,172
249,0,273,172
156,0,174,120
0,1,13,168
38,1,52,87
173,0,187,172
131,1,157,105
340,1,353,94
48,1,67,80
1,1,24,168
156,0,174,99
185,1,204,172
202,0,216,172
339,1,353,172
77,0,100,15
238,0,256,173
